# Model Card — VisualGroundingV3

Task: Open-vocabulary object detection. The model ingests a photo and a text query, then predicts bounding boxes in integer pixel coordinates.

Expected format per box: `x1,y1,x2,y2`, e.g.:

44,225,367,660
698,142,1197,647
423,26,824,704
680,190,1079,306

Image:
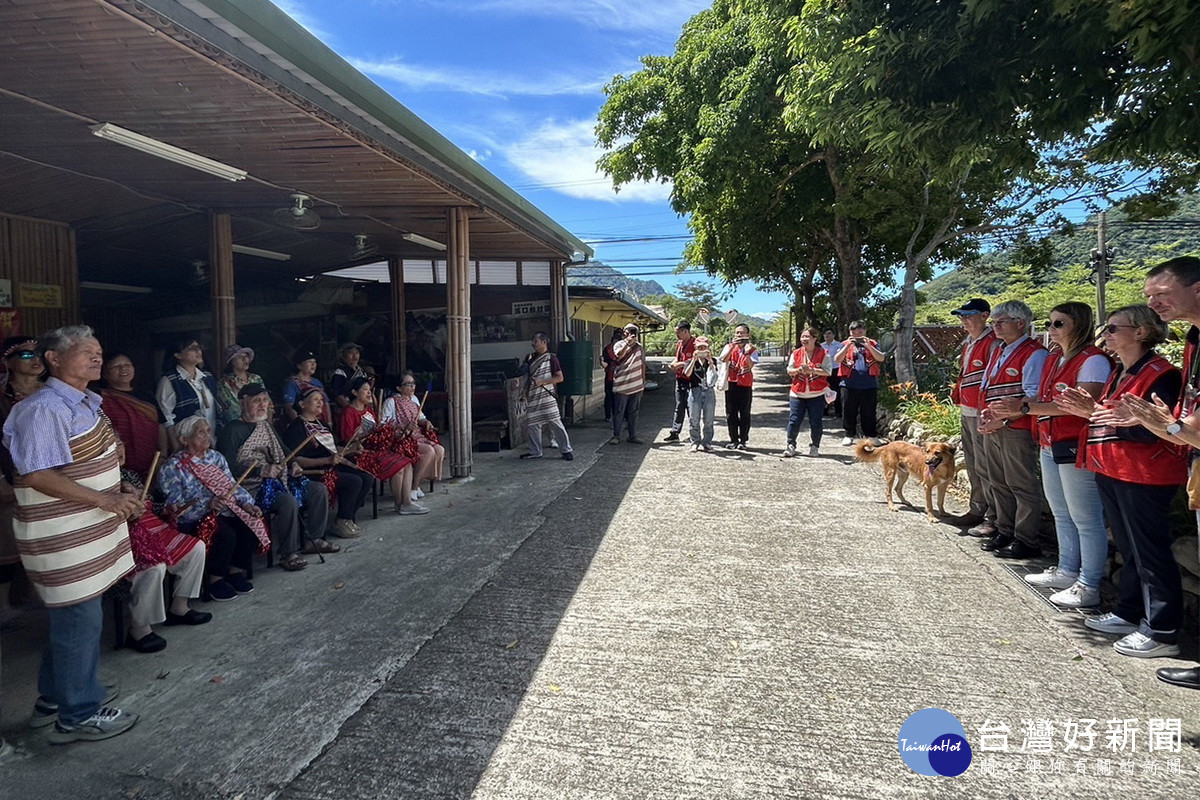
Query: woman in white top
381,372,445,499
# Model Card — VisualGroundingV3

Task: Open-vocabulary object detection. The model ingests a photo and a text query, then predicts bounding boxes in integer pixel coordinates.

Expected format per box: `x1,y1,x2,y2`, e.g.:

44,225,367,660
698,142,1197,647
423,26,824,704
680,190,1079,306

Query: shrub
888,382,962,437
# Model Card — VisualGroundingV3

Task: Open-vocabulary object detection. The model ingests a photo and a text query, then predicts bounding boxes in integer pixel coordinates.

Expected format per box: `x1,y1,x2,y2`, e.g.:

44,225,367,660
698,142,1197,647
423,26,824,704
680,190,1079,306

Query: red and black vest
1081,353,1187,486
726,344,756,387
789,346,828,395
952,330,1000,409
674,336,696,381
1175,326,1200,422
837,340,881,378
982,336,1045,431
1035,345,1111,449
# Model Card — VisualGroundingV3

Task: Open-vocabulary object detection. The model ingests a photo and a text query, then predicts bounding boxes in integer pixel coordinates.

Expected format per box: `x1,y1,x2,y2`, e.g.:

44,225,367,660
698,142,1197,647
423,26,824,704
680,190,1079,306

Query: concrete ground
2,357,1199,798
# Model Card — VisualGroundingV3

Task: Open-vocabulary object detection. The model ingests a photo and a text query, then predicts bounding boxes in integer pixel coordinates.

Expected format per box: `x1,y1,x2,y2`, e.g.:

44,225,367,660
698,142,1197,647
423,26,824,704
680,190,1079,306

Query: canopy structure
0,0,595,477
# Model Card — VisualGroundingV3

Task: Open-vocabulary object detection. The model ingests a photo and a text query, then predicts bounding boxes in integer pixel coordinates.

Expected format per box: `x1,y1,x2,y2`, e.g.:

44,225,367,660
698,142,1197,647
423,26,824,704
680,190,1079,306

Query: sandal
301,539,341,555
279,553,309,572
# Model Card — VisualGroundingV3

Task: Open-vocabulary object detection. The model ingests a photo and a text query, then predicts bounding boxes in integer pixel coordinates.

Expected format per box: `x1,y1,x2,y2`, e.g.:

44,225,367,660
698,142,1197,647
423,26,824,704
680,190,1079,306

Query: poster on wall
0,308,21,341
0,279,11,308
19,283,63,309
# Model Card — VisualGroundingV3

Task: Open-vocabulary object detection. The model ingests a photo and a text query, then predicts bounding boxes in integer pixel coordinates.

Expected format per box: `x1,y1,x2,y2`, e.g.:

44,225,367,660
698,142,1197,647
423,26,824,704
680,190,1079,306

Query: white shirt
156,365,217,430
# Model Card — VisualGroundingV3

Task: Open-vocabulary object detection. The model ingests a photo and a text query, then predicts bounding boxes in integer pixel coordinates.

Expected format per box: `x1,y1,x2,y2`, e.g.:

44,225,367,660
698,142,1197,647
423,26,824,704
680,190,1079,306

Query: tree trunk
894,257,920,386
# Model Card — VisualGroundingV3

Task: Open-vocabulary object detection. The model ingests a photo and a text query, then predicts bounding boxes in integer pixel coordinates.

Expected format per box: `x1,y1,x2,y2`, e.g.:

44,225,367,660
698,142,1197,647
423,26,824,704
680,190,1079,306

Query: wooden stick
281,433,316,465
140,451,161,502
228,461,258,498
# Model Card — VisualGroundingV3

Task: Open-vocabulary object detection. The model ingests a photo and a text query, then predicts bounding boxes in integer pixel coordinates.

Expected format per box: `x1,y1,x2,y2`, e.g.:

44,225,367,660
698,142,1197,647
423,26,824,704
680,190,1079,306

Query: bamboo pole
209,212,236,360
388,256,407,374
140,451,161,502
446,206,473,478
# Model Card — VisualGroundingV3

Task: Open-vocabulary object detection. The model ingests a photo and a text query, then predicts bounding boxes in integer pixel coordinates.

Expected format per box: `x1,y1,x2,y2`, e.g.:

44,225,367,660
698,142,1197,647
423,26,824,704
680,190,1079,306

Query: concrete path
3,358,1199,798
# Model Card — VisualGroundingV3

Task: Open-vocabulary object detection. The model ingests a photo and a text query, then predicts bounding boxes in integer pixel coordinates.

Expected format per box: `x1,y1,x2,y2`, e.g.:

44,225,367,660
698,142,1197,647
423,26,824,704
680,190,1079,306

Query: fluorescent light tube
90,123,248,182
232,244,292,261
402,232,447,251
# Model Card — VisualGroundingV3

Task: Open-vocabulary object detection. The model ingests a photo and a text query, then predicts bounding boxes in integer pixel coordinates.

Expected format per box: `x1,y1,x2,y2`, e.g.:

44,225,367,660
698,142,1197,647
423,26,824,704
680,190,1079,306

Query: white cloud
406,0,710,33
504,119,672,203
350,57,608,97
273,0,334,43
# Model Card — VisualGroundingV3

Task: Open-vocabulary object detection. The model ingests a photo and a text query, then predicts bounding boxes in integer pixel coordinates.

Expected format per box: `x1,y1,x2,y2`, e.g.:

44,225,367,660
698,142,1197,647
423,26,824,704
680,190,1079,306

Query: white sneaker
396,503,429,516
1048,581,1100,608
782,444,796,458
1024,566,1078,590
46,706,138,744
1113,631,1181,659
841,437,853,446
808,445,819,457
413,488,425,499
1084,612,1138,636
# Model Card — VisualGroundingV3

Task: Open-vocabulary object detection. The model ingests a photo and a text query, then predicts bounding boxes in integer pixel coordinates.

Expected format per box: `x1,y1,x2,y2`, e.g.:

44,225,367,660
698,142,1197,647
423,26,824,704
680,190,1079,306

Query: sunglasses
1099,323,1138,335
11,351,39,360
400,381,416,386
1043,319,1067,329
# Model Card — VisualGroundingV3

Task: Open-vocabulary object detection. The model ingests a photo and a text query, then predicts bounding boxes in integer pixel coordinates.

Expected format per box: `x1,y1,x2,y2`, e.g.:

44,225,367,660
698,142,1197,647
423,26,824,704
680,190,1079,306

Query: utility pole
1092,212,1113,321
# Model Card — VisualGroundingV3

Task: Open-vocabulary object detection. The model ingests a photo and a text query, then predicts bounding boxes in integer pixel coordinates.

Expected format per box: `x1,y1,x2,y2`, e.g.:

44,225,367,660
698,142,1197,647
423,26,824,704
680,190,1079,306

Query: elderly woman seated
117,442,211,653
380,372,445,502
157,415,273,602
339,376,426,515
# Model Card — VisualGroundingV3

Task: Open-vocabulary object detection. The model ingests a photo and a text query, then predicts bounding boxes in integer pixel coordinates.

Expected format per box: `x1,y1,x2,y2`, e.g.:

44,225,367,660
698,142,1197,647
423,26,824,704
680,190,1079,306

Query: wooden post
550,259,566,345
209,212,235,359
388,256,407,374
446,207,473,478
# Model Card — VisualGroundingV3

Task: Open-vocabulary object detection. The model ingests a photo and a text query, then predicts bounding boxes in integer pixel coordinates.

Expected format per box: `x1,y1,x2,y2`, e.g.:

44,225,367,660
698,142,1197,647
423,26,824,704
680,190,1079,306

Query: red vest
674,336,696,380
952,330,1000,408
982,337,1045,431
837,339,880,378
726,344,756,387
789,346,829,395
1035,345,1110,449
1080,353,1187,486
1175,327,1200,421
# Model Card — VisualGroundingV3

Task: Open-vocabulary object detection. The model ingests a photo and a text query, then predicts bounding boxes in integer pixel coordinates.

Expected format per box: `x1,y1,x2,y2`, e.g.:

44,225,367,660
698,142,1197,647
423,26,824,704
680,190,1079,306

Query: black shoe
663,432,680,442
994,541,1042,559
125,631,167,653
980,534,1013,552
1156,667,1200,690
562,452,574,461
164,609,213,626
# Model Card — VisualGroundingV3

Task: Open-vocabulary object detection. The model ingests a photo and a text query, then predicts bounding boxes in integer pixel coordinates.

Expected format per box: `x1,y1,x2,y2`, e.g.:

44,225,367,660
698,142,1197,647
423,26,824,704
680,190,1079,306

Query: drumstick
281,433,316,465
140,451,161,502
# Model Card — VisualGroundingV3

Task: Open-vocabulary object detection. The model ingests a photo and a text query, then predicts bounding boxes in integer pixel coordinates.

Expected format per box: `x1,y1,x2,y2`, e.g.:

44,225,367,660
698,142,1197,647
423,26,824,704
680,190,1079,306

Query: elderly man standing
216,385,331,568
1122,255,1200,692
609,323,647,445
976,300,1049,559
949,299,1002,535
663,321,695,443
3,325,141,743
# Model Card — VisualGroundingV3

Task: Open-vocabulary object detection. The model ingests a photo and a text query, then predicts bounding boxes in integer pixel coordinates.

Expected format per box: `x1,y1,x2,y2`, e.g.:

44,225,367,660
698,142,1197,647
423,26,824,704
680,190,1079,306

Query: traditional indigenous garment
217,418,311,509
216,371,270,424
522,353,561,427
285,417,341,500
0,379,42,568
339,405,416,480
10,411,134,607
282,375,332,426
157,449,270,553
120,468,202,571
100,387,161,479
156,365,218,431
382,393,441,447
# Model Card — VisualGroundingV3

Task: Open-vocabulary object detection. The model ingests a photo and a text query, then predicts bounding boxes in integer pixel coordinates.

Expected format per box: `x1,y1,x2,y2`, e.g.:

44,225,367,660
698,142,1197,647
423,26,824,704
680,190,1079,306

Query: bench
472,416,510,452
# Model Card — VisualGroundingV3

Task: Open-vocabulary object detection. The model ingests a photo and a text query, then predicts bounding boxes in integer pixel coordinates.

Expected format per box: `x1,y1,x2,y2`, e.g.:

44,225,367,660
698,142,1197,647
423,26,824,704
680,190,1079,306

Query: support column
446,207,473,478
550,258,567,345
387,256,407,374
209,212,235,359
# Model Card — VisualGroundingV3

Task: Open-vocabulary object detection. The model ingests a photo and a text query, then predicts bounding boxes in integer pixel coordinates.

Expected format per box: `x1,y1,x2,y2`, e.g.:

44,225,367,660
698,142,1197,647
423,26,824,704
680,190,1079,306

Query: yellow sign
20,283,63,309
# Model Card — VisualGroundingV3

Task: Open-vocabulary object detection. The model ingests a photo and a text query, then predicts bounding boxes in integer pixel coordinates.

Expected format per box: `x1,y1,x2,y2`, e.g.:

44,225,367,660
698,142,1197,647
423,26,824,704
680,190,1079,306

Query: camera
853,337,867,346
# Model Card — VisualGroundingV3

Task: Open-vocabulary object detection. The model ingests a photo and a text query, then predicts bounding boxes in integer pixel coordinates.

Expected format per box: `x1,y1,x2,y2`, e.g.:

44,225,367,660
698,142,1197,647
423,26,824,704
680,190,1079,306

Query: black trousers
671,378,690,434
206,516,258,578
334,466,372,521
725,384,753,444
603,378,615,420
843,387,878,438
1095,474,1182,639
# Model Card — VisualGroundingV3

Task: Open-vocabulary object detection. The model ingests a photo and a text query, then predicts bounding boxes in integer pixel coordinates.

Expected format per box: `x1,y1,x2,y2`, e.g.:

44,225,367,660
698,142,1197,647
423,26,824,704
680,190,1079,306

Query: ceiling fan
272,193,320,230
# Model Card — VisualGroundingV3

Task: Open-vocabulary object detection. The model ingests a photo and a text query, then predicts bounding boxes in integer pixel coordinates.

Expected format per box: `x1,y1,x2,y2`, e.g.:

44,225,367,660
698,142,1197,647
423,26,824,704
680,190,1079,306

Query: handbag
1049,439,1078,465
716,360,730,392
823,387,838,404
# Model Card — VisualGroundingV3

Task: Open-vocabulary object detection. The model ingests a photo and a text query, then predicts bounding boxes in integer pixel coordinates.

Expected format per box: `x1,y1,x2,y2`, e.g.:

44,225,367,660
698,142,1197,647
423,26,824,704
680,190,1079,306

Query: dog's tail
852,440,884,462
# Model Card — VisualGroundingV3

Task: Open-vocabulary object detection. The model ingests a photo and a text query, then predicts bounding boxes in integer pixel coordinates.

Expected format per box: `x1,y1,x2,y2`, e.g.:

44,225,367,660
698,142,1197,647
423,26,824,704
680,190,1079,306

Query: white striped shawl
13,418,133,608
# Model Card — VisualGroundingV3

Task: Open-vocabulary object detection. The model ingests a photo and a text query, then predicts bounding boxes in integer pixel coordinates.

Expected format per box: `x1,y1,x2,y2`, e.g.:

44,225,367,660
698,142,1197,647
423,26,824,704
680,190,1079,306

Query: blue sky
275,0,790,319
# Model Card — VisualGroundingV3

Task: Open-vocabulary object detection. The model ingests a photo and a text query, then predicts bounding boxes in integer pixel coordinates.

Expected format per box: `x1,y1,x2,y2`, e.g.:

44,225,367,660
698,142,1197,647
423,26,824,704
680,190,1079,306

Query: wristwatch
1020,401,1030,415
1166,420,1185,436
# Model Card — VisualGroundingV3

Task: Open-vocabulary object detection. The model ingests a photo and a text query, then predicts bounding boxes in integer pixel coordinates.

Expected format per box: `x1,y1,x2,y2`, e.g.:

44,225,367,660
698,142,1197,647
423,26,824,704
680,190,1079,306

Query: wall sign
20,283,63,309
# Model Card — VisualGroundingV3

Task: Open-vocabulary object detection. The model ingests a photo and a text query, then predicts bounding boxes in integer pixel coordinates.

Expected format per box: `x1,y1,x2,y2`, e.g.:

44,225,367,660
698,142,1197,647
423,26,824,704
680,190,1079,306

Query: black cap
674,320,690,330
294,350,317,365
950,298,990,316
238,384,270,400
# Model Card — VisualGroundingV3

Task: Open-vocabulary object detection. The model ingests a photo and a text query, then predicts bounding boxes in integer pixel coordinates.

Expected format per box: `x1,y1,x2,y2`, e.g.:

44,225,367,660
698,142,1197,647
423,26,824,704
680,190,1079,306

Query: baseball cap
950,298,991,316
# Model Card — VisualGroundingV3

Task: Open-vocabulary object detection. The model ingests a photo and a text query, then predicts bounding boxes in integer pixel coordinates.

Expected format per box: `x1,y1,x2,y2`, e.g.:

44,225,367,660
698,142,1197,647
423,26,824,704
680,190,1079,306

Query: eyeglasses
1043,319,1067,329
992,317,1014,326
400,381,416,386
1099,323,1137,335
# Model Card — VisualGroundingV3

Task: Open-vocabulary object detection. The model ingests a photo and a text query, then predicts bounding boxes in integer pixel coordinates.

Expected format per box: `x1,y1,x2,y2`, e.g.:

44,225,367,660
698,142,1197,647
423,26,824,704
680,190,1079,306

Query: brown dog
853,440,957,523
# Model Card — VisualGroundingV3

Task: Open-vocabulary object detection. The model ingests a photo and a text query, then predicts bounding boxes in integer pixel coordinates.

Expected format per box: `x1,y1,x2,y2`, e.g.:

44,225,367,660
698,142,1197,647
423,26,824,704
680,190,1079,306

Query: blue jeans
38,596,105,725
1039,447,1107,587
688,385,715,446
787,395,826,447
